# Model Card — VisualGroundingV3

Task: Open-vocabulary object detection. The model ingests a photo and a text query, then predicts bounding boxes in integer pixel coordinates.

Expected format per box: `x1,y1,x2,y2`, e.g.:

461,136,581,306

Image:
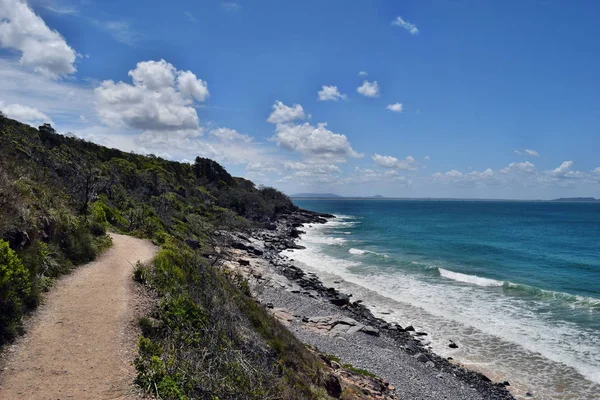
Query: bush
0,240,32,342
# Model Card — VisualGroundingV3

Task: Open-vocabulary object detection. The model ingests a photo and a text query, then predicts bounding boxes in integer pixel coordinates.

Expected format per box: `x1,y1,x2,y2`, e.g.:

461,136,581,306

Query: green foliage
0,116,335,398
0,240,32,342
342,364,376,378
134,240,329,399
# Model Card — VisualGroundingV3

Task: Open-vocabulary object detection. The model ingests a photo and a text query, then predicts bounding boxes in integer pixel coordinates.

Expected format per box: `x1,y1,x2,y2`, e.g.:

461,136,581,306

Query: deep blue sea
290,199,600,400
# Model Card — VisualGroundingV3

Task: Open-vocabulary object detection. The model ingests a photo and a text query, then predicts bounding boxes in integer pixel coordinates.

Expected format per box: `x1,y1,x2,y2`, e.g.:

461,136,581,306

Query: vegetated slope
0,233,156,399
0,116,335,399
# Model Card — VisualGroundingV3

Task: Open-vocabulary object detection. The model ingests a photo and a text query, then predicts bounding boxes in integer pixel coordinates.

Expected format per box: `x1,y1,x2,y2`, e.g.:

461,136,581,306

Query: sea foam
438,268,504,287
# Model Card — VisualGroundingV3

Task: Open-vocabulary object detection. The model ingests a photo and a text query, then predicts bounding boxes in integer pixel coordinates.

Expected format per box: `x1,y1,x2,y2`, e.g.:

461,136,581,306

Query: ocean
289,199,600,400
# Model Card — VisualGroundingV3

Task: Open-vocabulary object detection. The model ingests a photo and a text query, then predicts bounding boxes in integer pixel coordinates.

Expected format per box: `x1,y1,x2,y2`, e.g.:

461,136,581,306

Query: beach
225,209,515,400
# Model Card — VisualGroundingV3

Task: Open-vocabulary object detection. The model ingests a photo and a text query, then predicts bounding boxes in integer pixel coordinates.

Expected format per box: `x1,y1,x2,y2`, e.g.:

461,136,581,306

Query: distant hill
290,193,344,198
551,197,599,202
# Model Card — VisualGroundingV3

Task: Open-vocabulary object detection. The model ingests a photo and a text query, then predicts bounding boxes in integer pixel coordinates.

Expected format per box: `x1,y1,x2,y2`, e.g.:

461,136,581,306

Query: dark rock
449,342,459,349
266,303,274,309
502,381,510,387
266,223,277,231
3,229,30,249
238,259,250,266
361,326,380,336
415,331,428,336
253,248,263,256
405,325,415,332
405,340,420,352
231,241,249,250
324,373,342,398
526,392,533,397
413,353,430,363
185,239,201,250
330,295,350,306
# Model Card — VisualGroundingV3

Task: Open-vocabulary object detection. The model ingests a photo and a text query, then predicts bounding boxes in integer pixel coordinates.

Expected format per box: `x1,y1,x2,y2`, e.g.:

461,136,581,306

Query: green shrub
0,240,32,342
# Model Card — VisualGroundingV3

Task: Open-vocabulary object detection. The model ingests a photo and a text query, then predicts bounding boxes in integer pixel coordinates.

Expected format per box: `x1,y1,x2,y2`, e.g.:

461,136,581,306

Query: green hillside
0,115,334,399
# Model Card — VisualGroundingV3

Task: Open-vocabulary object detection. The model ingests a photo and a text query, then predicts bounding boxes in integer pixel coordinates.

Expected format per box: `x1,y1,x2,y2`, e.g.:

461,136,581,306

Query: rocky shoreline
227,209,516,400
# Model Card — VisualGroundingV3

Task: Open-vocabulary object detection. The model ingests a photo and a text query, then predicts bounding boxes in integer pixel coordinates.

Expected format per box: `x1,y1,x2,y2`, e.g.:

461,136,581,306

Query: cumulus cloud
594,167,600,174
514,148,540,157
267,100,305,124
357,80,380,98
372,154,417,170
392,16,419,35
386,103,403,112
0,101,52,125
0,0,77,78
95,59,208,131
317,85,347,101
210,127,251,142
500,161,536,174
358,71,368,76
551,161,583,179
272,121,362,162
424,156,431,160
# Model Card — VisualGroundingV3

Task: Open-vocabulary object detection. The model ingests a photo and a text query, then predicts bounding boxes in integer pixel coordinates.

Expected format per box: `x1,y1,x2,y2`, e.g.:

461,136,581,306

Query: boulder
329,294,350,306
405,325,415,332
324,373,342,398
238,259,250,266
413,353,430,363
360,326,380,337
184,239,201,250
448,341,459,349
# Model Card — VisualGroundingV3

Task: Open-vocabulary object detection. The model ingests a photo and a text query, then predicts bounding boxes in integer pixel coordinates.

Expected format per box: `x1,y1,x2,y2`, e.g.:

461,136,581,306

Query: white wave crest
439,268,504,287
349,248,367,255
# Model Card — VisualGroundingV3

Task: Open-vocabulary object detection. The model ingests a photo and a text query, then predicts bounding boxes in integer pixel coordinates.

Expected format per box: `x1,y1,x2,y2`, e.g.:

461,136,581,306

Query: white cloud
272,121,362,162
432,168,495,186
525,149,540,157
392,16,419,35
424,156,431,160
0,59,95,126
372,154,417,170
551,161,583,179
221,2,241,13
184,11,196,22
358,71,368,76
349,166,412,185
267,100,305,124
317,85,347,101
500,161,536,174
210,127,251,143
386,103,403,112
95,59,209,131
94,20,141,46
357,80,380,98
177,70,210,101
0,0,77,78
594,167,600,174
515,148,540,157
0,101,52,125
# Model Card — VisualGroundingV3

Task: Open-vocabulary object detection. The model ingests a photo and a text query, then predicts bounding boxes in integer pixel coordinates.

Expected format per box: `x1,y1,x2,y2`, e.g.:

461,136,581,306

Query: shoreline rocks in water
230,209,514,400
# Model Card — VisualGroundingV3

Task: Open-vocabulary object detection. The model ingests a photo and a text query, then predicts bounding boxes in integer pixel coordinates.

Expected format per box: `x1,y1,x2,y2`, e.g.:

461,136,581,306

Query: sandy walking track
0,234,157,400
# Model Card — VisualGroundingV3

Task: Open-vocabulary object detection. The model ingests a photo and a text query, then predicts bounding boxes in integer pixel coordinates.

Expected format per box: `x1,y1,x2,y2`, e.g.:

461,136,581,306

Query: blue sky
1,0,599,199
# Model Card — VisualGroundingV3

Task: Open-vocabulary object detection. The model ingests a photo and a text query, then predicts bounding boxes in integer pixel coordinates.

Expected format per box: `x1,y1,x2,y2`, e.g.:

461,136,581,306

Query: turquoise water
291,199,600,399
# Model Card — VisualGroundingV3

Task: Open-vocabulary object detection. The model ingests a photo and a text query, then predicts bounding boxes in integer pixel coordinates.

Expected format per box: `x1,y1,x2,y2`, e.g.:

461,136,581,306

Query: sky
1,0,599,199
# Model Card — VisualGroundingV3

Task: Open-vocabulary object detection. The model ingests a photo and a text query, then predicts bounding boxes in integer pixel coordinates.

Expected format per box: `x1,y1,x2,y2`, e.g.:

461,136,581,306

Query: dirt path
0,233,157,400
